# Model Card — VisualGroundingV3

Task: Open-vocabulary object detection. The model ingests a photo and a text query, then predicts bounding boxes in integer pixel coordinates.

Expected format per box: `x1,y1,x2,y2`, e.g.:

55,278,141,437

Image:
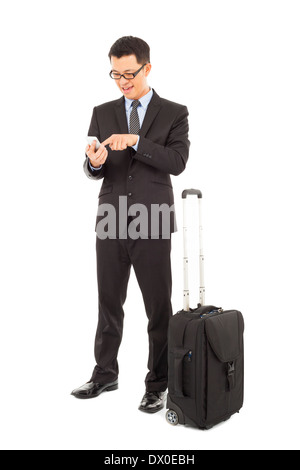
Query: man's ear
145,63,152,76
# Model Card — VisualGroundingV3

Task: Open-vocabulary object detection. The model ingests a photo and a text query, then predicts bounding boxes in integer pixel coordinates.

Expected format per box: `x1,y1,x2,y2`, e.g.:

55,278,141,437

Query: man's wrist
132,135,140,151
88,159,102,170
90,162,102,169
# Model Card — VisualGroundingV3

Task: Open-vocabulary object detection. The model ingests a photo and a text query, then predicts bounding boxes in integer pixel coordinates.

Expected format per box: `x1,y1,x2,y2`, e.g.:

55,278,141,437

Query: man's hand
85,140,108,168
101,134,138,151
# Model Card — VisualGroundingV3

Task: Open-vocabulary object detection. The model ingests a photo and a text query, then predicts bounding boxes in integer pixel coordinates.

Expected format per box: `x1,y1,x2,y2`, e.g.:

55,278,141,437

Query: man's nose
119,76,130,86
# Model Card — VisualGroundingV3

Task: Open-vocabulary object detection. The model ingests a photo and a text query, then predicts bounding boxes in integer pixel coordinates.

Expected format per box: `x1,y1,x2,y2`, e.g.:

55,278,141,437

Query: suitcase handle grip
182,189,202,199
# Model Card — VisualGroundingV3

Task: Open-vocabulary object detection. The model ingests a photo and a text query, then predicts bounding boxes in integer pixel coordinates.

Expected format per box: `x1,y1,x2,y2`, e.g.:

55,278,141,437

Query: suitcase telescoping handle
182,189,205,311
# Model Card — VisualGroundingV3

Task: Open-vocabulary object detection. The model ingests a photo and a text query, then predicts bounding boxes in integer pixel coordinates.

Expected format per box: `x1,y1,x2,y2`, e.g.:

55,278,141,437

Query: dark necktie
129,100,140,134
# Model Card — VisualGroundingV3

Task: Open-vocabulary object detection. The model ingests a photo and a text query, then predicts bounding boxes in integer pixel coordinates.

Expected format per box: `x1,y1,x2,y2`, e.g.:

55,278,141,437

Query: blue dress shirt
88,87,154,171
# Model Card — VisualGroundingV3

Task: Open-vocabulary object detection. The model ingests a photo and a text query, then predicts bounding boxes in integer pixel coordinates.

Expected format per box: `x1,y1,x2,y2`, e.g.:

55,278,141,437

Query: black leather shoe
138,391,167,413
71,380,118,399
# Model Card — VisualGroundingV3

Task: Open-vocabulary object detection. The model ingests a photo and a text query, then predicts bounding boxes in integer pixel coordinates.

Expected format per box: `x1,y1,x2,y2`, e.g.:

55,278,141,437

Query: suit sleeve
83,107,105,181
132,105,190,176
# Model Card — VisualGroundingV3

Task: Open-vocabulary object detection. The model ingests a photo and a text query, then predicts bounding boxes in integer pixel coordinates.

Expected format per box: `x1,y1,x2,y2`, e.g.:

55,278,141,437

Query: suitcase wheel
166,409,179,426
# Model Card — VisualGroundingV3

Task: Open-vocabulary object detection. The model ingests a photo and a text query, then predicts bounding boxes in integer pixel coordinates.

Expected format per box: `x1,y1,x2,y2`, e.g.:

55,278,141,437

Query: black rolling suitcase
166,189,244,430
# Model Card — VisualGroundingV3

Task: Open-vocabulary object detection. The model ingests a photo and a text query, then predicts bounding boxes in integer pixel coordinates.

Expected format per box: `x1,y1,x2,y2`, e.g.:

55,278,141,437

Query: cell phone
86,136,101,150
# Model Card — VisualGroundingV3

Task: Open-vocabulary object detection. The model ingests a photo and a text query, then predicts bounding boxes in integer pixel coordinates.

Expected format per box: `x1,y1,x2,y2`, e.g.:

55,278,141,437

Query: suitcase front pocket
169,348,195,398
204,311,244,423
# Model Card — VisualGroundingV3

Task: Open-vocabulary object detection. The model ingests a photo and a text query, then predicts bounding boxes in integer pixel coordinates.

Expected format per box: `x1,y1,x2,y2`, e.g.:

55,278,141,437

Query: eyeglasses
109,63,148,80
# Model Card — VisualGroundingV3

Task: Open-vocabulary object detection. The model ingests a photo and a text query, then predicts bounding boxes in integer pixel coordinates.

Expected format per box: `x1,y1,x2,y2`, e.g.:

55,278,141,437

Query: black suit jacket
83,89,190,238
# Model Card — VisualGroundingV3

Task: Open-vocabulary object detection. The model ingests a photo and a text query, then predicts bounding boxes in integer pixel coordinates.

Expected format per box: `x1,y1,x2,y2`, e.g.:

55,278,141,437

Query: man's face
110,54,151,100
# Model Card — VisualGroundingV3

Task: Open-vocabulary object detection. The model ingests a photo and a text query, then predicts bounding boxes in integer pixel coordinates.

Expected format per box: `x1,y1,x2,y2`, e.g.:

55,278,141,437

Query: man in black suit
71,36,190,413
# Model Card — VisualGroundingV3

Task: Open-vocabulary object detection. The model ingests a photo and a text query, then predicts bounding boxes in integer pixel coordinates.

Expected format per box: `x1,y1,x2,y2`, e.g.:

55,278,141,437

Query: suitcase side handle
171,348,191,398
182,189,202,199
182,189,205,310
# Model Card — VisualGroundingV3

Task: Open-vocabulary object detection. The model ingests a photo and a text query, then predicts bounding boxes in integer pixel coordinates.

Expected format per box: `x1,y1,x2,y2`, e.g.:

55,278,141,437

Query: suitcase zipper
200,308,223,319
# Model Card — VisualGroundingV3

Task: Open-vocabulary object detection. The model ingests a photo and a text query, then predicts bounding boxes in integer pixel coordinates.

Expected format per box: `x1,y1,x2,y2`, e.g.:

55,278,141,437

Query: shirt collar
124,87,153,111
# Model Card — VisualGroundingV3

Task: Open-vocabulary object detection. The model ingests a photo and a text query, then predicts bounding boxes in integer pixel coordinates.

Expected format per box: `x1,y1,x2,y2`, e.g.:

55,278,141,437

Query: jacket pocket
151,180,173,189
98,184,113,198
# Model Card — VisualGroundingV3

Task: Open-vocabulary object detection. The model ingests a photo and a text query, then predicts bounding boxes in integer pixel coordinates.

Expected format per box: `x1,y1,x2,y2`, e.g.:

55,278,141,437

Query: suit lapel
114,96,129,134
114,89,161,137
139,89,161,137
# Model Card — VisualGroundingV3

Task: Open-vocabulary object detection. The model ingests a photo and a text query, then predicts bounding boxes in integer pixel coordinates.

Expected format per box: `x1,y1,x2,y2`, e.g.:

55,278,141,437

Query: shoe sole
71,383,118,400
138,404,165,414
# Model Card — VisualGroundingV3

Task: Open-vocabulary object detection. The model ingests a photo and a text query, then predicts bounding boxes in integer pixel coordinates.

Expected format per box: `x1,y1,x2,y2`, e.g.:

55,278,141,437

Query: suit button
128,192,132,197
128,175,133,180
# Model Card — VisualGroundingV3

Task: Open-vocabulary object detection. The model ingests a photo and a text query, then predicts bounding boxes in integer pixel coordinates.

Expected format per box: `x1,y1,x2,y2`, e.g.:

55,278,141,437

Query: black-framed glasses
109,63,148,80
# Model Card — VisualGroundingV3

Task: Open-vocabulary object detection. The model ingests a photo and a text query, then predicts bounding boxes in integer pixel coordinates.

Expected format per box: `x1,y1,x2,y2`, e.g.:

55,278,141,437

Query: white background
0,0,299,451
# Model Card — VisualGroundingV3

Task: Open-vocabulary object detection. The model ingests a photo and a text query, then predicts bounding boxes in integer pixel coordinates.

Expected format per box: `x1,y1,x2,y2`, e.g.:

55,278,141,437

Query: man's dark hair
108,36,150,64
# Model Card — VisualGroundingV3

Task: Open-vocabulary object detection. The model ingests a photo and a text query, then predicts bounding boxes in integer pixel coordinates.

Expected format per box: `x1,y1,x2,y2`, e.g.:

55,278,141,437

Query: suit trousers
91,231,173,392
